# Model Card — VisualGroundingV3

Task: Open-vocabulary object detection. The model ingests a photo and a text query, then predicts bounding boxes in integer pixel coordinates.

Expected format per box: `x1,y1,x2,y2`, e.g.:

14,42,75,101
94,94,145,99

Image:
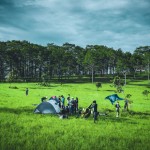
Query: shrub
96,82,102,91
142,90,150,100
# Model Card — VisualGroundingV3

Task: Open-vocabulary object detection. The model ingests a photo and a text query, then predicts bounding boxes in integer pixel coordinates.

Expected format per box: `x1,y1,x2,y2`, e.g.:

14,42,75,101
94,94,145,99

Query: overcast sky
0,0,150,52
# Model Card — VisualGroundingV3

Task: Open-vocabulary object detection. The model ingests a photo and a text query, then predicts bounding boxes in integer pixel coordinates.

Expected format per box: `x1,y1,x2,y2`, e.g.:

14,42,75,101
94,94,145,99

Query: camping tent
34,100,60,114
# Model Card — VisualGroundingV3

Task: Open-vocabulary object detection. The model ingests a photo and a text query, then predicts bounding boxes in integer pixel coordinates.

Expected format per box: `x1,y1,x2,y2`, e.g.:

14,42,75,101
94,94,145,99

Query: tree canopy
0,40,149,82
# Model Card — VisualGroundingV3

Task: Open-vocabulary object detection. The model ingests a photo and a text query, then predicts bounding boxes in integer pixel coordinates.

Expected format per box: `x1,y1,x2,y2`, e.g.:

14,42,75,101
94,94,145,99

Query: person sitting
59,107,68,119
82,108,91,118
59,114,68,119
76,109,82,118
65,106,69,114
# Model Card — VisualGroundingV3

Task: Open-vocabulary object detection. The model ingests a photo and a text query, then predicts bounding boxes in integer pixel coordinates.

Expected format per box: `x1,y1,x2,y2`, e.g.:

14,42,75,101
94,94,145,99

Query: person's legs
94,112,97,123
117,109,120,117
127,105,129,111
116,110,119,117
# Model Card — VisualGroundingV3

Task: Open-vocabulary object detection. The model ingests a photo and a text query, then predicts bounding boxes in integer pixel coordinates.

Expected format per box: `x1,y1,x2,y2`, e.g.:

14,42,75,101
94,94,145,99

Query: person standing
58,96,61,108
67,94,70,105
91,100,98,123
61,95,65,109
75,97,79,111
26,88,29,96
70,97,75,114
115,101,121,117
124,99,129,111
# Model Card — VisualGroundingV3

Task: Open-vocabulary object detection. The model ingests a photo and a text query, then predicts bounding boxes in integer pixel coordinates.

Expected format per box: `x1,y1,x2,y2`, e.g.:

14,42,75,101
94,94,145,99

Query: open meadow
0,80,150,150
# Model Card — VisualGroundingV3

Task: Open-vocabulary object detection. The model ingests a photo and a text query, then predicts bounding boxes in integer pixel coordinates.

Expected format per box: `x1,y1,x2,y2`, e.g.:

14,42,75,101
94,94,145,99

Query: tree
6,70,16,87
134,46,150,81
130,53,143,78
62,43,78,79
107,48,116,75
0,40,149,83
40,73,50,86
112,76,124,93
115,50,132,85
84,51,94,83
0,42,7,81
84,45,97,83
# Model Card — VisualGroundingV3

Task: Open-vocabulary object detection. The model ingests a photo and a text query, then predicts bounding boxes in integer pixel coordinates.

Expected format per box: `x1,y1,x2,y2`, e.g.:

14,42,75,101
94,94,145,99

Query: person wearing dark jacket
91,100,98,123
26,88,29,96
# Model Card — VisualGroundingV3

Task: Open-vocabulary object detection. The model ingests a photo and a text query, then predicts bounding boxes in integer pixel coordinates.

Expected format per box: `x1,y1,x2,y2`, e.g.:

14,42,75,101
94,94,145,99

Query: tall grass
0,80,150,150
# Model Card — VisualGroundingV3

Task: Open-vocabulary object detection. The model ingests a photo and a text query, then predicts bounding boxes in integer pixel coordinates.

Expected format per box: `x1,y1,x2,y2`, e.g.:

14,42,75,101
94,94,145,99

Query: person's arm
88,104,93,109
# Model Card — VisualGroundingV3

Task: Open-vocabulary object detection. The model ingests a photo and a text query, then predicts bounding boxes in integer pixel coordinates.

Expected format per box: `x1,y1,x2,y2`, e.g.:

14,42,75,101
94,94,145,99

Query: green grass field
0,80,150,150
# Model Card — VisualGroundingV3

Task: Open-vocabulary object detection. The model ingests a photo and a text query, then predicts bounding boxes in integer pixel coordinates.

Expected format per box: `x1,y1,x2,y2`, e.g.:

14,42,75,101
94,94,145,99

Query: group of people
26,87,130,122
40,94,99,123
39,92,130,122
59,97,98,123
41,94,79,113
115,99,129,117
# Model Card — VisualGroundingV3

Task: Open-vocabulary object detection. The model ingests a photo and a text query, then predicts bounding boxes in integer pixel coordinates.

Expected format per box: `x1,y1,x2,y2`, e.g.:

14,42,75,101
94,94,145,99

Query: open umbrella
105,94,124,104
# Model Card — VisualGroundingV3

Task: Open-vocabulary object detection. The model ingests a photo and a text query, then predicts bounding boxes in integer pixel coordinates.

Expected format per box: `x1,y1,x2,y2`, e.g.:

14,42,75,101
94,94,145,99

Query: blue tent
34,100,60,114
105,94,124,104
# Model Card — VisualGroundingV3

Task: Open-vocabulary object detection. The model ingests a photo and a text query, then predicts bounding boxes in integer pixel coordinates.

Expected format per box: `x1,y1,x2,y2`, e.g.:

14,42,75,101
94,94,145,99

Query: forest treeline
0,40,149,82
